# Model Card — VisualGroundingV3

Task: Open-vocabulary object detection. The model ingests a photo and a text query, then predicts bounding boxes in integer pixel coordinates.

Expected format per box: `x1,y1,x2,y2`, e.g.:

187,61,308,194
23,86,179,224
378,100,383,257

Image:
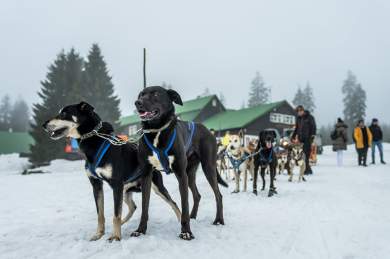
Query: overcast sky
1,0,389,126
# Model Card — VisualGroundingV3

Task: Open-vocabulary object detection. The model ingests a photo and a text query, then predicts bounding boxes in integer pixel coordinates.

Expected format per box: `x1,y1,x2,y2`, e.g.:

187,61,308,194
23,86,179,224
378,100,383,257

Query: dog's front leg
268,166,277,197
260,167,266,191
131,167,152,237
253,162,259,195
232,170,240,193
174,165,194,240
108,181,123,242
243,168,248,192
89,178,105,241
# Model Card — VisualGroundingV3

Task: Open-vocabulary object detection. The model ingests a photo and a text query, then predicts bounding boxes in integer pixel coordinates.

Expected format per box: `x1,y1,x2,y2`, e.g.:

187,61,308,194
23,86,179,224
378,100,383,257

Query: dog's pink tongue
266,143,272,148
139,111,150,117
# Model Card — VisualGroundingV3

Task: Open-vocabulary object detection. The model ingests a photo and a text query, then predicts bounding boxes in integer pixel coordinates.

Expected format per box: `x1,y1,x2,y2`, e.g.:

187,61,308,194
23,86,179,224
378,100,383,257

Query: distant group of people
331,118,386,166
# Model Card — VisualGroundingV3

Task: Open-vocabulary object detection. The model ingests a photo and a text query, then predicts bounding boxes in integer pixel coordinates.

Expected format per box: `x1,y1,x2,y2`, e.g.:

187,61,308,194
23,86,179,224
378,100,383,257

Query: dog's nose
135,100,142,108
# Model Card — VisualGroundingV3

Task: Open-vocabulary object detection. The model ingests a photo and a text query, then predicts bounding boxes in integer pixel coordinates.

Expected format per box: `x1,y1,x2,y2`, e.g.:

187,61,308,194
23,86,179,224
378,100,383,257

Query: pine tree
292,87,304,107
0,94,12,131
82,44,121,128
29,49,84,165
292,82,315,113
10,98,29,132
342,71,366,128
302,82,315,113
248,71,270,107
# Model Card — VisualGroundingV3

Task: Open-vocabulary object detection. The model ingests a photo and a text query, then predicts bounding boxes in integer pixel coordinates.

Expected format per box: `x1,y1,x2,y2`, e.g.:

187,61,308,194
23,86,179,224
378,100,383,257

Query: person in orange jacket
353,119,372,167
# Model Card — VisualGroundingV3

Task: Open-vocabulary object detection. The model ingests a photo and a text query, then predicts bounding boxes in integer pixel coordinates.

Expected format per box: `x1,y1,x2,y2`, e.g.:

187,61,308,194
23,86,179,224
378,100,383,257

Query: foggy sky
1,0,389,126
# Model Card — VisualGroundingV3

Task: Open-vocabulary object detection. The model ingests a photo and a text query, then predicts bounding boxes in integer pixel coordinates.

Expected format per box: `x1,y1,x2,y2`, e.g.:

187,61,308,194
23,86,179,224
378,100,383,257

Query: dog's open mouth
48,127,68,139
137,109,159,121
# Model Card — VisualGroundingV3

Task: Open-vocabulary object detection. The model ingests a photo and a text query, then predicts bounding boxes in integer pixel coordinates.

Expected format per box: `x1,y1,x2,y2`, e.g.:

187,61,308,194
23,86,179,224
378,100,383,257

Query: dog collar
80,121,103,141
142,119,173,133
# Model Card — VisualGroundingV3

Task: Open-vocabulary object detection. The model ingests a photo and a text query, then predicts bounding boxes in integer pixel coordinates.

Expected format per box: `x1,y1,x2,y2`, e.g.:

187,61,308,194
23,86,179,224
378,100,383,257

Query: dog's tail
216,169,228,188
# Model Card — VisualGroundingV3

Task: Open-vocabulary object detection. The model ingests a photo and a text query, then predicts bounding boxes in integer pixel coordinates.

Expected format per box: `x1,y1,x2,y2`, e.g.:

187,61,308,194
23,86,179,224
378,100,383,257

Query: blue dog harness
85,140,111,180
143,121,196,174
259,148,274,164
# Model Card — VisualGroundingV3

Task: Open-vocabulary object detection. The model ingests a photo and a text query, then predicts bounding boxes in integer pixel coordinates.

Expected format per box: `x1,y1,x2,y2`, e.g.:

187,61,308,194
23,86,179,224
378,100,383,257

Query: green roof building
0,131,34,155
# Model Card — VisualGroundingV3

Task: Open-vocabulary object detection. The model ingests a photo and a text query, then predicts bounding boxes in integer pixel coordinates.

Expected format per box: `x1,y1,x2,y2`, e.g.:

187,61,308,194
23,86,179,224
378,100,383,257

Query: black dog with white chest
43,102,181,242
253,130,278,197
132,86,228,240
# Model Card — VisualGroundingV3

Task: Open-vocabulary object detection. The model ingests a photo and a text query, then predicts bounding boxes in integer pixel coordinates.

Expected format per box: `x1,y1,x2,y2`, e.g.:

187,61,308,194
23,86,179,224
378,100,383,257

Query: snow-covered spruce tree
10,98,30,132
248,71,270,107
302,82,315,113
0,94,12,131
81,44,121,128
342,71,366,129
29,49,84,165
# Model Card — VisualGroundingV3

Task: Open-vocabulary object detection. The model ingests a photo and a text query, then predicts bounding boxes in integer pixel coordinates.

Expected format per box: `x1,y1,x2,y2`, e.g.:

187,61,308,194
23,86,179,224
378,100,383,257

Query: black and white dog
131,86,227,240
42,102,180,242
253,130,278,197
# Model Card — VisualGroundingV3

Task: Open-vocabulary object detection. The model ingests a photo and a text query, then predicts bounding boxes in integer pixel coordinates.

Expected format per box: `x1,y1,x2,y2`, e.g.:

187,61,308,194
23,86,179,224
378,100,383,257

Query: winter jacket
332,122,348,151
353,126,372,149
369,124,383,142
292,111,317,143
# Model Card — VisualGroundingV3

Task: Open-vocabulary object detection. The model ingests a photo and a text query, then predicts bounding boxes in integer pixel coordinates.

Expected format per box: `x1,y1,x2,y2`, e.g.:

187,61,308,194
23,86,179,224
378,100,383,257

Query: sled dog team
42,86,307,242
222,132,307,194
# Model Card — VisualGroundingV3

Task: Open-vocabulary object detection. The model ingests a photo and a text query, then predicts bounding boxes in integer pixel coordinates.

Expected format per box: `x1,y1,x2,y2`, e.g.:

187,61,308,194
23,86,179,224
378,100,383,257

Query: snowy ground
1,145,390,259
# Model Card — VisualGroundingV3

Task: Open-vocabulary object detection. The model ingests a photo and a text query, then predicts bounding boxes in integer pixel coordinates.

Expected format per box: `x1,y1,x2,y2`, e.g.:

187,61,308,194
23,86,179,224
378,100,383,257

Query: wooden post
143,48,146,89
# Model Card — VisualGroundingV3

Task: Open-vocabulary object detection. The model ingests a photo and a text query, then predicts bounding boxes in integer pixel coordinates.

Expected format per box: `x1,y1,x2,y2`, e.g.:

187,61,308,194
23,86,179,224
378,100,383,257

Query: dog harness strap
85,140,111,180
143,128,177,174
185,121,196,153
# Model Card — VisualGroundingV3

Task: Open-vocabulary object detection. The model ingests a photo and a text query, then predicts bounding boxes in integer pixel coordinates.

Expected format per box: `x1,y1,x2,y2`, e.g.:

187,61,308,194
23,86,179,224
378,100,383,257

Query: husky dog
276,149,289,175
288,143,307,182
43,102,180,242
226,134,255,193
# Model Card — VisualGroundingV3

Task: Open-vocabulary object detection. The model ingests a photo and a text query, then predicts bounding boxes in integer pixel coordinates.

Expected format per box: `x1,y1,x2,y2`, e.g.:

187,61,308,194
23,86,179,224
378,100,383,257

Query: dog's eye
59,112,66,118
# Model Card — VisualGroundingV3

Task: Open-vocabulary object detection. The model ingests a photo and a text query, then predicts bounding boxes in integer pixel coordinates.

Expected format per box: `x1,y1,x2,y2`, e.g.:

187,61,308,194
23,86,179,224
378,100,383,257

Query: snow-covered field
1,145,390,259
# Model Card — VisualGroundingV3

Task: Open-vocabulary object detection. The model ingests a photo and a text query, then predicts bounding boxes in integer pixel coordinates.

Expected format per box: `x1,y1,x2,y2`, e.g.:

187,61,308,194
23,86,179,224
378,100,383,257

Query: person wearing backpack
331,118,348,166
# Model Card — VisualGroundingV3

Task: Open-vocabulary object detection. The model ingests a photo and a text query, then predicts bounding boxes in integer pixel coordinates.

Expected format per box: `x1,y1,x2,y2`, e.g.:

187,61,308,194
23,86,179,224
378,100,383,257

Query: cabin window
270,113,295,125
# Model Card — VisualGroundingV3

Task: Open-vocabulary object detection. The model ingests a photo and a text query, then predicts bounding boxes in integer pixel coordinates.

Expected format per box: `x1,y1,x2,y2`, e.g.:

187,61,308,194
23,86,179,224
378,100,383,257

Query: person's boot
381,160,386,164
371,161,375,164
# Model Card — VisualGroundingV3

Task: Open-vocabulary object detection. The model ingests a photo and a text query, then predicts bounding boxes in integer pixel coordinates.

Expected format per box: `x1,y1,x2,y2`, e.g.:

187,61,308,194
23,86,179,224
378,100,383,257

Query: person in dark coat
353,119,372,167
291,105,317,175
331,118,348,166
369,118,386,164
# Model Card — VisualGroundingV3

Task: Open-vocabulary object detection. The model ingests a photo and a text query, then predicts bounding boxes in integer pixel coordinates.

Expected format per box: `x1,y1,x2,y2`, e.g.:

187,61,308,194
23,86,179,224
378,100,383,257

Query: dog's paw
253,190,258,195
268,191,274,197
107,235,121,242
179,232,195,240
213,218,225,225
302,177,306,182
231,190,239,194
288,178,292,182
261,187,265,191
89,232,104,241
130,230,145,237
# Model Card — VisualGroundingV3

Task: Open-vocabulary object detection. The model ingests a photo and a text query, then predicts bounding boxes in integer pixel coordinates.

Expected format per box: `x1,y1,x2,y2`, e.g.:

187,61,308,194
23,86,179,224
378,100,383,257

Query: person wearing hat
369,118,386,164
291,105,317,175
331,118,348,166
353,119,372,166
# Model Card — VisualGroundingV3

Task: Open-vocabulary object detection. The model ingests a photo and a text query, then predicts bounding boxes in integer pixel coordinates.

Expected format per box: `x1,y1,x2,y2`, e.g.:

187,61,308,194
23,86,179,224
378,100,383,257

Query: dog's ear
238,129,244,139
271,131,277,140
167,89,183,105
78,102,94,113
